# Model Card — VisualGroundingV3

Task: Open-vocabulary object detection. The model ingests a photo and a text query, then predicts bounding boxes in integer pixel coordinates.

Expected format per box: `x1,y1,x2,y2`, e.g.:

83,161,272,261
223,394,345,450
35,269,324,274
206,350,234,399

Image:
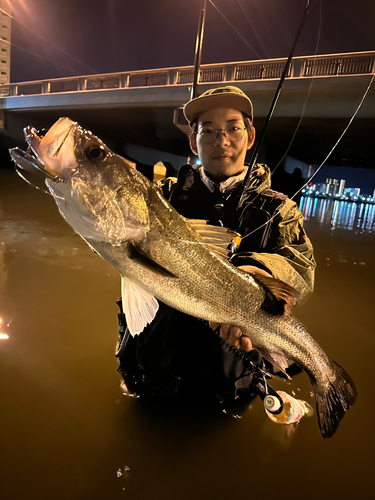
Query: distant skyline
311,166,375,195
6,0,375,83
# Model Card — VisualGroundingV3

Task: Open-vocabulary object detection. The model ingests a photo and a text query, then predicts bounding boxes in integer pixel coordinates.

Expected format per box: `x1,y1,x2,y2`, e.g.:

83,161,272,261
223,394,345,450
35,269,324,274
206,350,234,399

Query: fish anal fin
256,347,292,379
121,276,159,336
255,275,299,316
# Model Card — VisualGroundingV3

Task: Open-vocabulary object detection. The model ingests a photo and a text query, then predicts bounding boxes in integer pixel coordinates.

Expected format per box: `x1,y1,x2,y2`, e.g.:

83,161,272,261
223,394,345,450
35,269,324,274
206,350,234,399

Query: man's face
190,108,255,181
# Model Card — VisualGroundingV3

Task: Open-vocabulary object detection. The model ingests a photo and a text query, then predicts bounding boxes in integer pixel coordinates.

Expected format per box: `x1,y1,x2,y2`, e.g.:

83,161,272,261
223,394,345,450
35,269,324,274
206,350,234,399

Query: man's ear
247,127,256,150
189,135,198,155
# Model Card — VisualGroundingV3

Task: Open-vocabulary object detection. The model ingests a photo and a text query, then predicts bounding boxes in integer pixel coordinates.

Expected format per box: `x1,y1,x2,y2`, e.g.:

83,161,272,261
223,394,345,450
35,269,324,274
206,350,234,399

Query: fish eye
85,145,106,162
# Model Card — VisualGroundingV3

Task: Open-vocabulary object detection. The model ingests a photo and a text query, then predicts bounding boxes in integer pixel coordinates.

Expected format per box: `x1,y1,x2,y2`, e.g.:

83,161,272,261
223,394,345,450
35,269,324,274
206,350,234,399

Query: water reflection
300,196,375,233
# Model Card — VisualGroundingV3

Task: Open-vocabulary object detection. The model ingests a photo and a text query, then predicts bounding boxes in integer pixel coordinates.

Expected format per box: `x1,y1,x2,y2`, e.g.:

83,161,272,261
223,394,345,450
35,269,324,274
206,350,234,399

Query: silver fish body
9,117,357,438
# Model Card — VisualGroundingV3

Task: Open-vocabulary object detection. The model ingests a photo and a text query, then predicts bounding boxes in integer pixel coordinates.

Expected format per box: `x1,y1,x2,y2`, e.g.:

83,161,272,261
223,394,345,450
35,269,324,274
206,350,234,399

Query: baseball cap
183,86,253,124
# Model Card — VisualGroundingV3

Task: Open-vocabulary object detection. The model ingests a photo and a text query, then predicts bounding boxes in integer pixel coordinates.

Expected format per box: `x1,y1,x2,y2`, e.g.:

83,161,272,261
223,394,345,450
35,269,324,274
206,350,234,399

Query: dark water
1,170,374,500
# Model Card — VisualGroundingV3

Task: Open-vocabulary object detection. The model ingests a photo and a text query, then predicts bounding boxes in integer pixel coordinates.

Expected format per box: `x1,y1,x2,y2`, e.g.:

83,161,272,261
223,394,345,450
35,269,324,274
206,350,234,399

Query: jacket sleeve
230,198,316,302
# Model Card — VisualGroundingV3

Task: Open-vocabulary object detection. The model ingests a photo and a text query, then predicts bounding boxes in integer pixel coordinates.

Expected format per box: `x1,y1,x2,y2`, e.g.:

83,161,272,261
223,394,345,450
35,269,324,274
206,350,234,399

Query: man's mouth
213,154,231,160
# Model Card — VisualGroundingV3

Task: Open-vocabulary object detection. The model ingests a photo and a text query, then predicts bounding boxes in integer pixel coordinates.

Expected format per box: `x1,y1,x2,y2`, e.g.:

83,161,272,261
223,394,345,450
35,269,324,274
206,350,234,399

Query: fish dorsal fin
121,276,159,336
186,219,241,255
254,275,298,316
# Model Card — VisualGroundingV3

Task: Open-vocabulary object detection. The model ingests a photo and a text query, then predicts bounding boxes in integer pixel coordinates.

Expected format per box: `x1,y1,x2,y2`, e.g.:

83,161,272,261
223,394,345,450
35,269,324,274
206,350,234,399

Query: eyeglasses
196,123,248,144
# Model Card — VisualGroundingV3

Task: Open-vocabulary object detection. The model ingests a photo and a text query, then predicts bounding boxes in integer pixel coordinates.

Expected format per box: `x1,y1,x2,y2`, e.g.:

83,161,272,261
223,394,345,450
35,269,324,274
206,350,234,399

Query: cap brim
183,93,253,123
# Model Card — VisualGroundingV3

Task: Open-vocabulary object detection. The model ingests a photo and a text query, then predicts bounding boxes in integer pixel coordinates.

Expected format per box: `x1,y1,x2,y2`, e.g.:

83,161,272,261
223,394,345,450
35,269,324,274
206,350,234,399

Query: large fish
9,117,357,438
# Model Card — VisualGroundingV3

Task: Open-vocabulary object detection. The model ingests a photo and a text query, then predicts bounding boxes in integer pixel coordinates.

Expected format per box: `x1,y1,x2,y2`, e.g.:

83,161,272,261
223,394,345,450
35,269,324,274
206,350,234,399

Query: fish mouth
8,147,59,181
9,118,78,182
27,117,76,157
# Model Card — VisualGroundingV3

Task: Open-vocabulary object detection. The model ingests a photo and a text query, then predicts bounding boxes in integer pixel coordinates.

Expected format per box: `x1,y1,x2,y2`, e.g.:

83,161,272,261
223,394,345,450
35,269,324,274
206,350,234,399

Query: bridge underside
2,105,374,171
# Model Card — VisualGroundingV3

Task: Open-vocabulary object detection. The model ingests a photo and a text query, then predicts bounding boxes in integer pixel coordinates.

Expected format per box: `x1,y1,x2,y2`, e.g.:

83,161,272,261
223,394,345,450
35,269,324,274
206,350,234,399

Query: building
338,179,346,197
344,187,361,198
326,178,340,195
0,1,10,85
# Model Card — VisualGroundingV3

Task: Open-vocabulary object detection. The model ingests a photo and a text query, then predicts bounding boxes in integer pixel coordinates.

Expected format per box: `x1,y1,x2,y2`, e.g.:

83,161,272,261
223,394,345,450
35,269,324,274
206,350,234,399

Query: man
116,86,315,404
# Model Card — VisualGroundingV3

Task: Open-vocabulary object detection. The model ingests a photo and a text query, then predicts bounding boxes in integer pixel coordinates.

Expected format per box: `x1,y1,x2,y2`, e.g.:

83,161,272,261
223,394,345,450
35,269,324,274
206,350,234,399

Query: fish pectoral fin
186,220,242,254
121,276,159,336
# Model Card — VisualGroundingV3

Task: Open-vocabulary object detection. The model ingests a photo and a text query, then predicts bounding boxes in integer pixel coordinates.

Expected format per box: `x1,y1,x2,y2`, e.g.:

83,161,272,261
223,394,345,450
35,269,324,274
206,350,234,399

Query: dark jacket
117,164,315,403
159,163,315,301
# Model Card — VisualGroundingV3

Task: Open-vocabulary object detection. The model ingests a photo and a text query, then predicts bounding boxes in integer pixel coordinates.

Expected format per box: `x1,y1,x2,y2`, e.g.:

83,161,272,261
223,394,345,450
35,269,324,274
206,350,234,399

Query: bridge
0,51,374,174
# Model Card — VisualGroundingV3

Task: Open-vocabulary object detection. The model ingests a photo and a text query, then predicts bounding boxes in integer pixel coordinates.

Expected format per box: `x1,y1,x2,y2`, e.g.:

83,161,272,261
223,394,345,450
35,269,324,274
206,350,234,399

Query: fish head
25,117,150,245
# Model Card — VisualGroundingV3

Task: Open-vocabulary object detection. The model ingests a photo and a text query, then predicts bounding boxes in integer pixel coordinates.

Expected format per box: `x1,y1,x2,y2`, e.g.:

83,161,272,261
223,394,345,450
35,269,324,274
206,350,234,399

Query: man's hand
209,265,272,352
209,322,253,351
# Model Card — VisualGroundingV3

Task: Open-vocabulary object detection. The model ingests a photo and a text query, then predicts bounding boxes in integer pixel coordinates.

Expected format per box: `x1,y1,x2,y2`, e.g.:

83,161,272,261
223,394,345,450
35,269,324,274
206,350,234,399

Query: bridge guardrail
1,51,374,98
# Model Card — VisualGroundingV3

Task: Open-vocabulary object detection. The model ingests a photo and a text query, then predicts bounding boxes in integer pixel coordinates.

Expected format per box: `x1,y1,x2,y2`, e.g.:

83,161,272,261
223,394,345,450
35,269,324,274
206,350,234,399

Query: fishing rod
235,0,312,211
191,0,208,100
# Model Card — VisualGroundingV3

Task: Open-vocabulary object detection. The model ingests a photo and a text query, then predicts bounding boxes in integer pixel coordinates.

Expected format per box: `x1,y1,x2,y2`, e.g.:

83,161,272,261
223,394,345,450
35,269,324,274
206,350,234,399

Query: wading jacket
116,164,316,402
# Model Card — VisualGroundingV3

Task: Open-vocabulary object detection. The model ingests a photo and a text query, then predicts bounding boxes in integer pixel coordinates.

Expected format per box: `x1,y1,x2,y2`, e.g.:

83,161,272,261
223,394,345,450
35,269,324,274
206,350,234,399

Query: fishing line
14,165,65,198
5,40,86,78
235,0,312,212
236,0,269,59
0,7,98,75
289,71,375,200
272,0,323,174
208,0,263,59
240,70,375,242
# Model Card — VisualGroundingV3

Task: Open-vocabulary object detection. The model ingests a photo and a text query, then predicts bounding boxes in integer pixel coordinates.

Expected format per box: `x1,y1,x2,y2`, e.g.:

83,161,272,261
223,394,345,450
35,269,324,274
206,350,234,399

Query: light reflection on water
1,169,375,500
300,196,375,233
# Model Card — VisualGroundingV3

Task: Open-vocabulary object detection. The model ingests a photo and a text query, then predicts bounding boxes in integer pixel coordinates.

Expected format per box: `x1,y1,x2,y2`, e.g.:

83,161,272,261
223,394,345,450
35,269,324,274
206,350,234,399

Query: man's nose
214,130,230,146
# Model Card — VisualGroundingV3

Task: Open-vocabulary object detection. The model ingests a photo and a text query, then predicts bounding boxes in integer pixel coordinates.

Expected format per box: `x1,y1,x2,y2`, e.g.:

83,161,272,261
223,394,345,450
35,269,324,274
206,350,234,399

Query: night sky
6,0,375,83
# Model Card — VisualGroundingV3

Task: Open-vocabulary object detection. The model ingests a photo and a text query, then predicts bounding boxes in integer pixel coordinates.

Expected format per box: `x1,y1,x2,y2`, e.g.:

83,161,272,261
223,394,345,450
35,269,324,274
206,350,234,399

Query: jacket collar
197,165,248,194
196,163,272,196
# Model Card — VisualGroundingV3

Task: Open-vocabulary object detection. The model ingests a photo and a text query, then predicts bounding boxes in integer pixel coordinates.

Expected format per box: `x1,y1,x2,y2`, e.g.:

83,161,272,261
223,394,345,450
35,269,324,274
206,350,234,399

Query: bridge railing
1,51,374,97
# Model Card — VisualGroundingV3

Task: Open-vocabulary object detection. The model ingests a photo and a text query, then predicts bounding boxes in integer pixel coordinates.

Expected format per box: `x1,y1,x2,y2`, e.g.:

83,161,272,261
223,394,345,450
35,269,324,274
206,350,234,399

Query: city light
303,177,375,204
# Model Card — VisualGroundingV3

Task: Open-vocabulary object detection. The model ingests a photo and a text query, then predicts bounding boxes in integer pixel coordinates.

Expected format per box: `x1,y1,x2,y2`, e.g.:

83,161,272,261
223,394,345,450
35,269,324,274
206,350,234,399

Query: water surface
1,170,374,500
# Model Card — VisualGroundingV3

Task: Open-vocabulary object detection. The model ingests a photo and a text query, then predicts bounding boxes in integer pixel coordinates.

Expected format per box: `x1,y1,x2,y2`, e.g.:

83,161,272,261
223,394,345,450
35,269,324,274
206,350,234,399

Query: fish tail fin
313,358,357,439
